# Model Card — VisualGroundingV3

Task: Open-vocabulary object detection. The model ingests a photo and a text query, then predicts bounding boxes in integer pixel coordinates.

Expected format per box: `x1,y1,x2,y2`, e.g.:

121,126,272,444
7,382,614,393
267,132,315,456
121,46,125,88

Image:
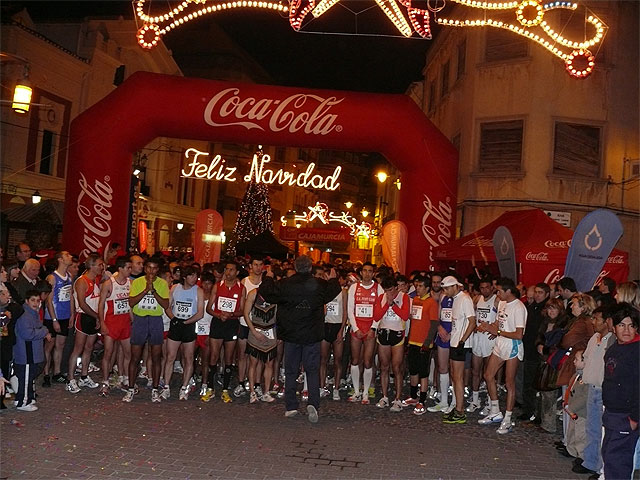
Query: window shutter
479,120,523,172
553,122,601,177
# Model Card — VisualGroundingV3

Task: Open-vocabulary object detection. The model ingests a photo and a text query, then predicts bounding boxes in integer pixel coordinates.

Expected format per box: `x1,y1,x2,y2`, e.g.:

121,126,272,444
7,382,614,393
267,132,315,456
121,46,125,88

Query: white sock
450,389,456,407
439,374,449,406
490,399,500,414
351,365,360,394
472,391,479,404
363,368,373,394
504,410,512,422
303,372,308,391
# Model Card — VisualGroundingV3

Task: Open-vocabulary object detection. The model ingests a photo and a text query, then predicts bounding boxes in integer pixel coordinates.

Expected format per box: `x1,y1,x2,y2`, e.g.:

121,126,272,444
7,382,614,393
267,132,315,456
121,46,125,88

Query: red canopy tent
434,209,629,286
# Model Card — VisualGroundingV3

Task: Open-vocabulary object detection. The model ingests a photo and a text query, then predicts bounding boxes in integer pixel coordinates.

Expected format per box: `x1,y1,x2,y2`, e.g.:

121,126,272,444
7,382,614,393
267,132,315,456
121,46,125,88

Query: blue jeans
284,341,321,412
582,385,603,472
602,410,639,480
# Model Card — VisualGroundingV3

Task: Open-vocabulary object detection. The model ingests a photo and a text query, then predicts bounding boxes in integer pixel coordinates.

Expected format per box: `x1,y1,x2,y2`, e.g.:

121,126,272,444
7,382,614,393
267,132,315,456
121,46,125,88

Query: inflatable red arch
63,72,458,273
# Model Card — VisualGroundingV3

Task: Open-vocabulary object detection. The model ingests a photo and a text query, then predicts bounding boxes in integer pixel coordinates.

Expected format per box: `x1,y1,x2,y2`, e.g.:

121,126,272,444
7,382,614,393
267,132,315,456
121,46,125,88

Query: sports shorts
449,344,471,362
131,314,164,346
75,313,99,336
376,328,404,347
104,314,131,341
493,337,524,361
351,328,375,341
168,319,197,343
209,317,239,342
196,335,209,350
237,324,249,340
434,322,452,349
472,331,496,358
323,323,342,343
43,318,70,337
407,344,430,378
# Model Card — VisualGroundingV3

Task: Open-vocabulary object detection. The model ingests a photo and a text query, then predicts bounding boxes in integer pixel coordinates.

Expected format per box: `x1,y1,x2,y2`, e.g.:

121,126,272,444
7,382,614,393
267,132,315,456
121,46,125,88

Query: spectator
597,277,616,306
616,282,640,310
11,258,41,305
14,242,32,269
557,277,578,312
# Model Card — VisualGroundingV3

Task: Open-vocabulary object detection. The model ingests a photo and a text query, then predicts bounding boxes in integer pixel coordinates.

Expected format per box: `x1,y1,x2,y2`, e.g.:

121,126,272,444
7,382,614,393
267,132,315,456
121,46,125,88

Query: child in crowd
564,349,588,460
13,289,51,411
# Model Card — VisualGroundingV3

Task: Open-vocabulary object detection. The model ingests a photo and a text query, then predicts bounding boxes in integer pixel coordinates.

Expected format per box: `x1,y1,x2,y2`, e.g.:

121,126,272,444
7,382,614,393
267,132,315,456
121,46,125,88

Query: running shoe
478,411,505,425
199,383,208,397
98,383,109,397
146,378,153,389
307,405,319,423
261,393,275,403
348,393,362,403
297,373,305,383
413,403,426,416
466,401,482,413
160,386,170,400
221,389,233,403
496,419,514,434
444,404,455,414
320,387,330,398
480,403,491,416
271,382,281,395
301,390,309,401
479,381,487,393
426,403,448,413
285,409,298,418
401,396,419,407
332,389,340,401
390,399,403,412
17,403,38,412
151,388,162,403
173,362,183,374
66,379,81,394
53,374,67,384
233,384,246,397
249,392,258,404
376,396,390,409
427,386,438,400
78,376,99,388
464,386,470,398
443,410,467,424
122,388,135,403
255,386,263,397
277,385,285,398
200,388,214,402
88,362,100,373
138,367,148,379
42,375,51,388
179,386,189,401
361,394,370,405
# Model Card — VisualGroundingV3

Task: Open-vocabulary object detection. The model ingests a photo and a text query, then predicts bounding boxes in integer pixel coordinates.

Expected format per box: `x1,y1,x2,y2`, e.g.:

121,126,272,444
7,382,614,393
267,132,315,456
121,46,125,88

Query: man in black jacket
259,255,341,423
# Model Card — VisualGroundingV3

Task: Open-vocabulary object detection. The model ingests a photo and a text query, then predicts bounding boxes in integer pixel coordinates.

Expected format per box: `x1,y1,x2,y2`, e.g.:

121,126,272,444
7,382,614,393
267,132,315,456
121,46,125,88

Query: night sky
5,0,435,93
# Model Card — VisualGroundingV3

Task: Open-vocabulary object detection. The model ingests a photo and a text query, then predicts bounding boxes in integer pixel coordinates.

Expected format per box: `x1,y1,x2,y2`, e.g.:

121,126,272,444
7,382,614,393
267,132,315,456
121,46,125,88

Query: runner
428,274,454,413
374,276,410,412
162,266,204,400
123,258,170,403
97,256,132,396
43,251,74,386
206,261,245,403
197,272,215,399
67,254,104,394
477,277,528,434
347,262,383,404
321,270,348,401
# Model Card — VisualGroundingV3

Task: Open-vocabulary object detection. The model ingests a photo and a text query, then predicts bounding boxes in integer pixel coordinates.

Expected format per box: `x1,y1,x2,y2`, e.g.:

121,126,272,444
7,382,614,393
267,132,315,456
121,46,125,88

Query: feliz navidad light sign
181,147,342,191
134,0,606,78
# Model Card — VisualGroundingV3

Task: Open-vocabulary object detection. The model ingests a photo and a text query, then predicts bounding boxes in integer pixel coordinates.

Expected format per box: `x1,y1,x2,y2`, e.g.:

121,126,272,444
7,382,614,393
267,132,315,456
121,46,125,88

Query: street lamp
344,201,353,209
12,69,32,114
376,171,388,183
32,190,41,204
176,222,184,231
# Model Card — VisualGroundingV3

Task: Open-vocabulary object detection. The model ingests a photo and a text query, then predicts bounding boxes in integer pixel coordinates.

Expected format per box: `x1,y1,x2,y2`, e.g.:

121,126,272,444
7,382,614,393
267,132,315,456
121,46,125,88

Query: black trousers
14,363,38,407
522,357,540,416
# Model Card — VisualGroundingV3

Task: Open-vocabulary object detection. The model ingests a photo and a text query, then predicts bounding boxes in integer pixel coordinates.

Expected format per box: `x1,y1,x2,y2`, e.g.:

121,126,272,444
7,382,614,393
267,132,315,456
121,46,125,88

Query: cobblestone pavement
1,378,585,480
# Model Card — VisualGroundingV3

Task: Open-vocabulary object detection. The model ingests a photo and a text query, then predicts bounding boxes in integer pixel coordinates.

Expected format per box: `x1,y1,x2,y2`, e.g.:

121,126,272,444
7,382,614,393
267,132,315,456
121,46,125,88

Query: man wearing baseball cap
440,275,476,424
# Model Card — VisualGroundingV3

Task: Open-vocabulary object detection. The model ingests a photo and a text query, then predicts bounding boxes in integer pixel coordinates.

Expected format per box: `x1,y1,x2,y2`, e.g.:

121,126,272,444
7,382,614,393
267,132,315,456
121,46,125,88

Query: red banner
194,209,223,265
280,226,351,242
381,220,408,273
63,72,457,273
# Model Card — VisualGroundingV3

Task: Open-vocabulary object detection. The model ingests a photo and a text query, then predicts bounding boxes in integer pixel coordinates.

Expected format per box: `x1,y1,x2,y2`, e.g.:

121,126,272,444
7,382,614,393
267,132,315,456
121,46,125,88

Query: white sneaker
160,386,170,400
348,393,362,403
497,419,514,434
151,388,162,403
233,384,246,397
255,386,264,398
179,386,188,401
320,387,330,398
478,411,504,425
260,393,275,403
427,403,448,413
480,403,491,416
307,405,319,423
122,389,135,403
390,399,403,412
78,376,99,388
466,401,482,413
332,389,340,401
88,362,100,373
427,386,438,400
17,403,38,412
66,379,81,394
376,396,389,409
444,404,455,414
173,362,183,374
199,383,208,396
249,392,258,404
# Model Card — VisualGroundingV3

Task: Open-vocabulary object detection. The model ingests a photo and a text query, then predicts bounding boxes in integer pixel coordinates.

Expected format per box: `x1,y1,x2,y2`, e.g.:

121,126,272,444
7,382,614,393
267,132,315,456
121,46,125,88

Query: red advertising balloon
381,220,408,273
194,209,223,265
63,72,457,273
138,221,148,253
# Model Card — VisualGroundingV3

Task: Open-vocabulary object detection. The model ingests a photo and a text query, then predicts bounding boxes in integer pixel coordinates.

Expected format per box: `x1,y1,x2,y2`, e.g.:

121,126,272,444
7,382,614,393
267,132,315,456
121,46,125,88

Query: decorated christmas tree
226,149,273,257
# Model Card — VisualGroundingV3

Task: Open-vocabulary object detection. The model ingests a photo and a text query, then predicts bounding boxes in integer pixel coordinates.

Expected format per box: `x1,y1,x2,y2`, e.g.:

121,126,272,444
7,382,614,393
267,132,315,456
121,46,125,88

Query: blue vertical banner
493,226,517,283
564,209,623,292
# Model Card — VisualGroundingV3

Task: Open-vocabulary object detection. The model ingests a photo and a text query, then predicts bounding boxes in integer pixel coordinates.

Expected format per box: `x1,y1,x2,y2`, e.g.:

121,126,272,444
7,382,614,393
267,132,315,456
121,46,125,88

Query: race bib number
140,292,157,310
114,298,130,315
441,308,452,322
197,323,206,334
58,285,72,302
477,308,489,322
355,303,373,318
217,297,237,313
175,301,193,319
326,301,339,316
260,327,276,340
411,305,423,320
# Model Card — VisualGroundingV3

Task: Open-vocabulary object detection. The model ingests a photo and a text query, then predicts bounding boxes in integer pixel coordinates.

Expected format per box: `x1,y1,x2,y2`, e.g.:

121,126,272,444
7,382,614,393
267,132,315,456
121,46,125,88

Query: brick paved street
1,379,585,480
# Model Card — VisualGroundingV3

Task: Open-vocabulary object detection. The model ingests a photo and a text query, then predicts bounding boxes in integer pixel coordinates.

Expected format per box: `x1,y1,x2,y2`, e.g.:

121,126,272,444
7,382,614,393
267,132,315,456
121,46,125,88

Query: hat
441,275,463,288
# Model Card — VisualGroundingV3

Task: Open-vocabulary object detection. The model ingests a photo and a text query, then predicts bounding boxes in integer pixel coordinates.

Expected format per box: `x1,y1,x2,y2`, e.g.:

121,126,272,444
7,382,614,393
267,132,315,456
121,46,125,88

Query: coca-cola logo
607,255,624,264
76,173,113,259
203,88,344,136
525,251,549,262
544,268,562,284
421,194,452,262
544,239,572,248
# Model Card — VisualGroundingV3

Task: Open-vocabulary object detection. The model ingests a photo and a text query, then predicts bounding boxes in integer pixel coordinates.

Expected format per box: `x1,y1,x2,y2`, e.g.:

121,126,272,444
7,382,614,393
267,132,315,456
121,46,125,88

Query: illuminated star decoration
280,202,372,237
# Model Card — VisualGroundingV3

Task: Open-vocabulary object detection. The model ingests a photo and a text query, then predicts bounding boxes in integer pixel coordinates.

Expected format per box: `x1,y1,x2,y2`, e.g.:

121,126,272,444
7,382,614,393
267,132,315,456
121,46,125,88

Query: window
275,146,286,163
457,40,466,79
485,28,528,62
478,120,524,172
113,65,125,86
440,61,450,97
39,130,55,175
553,122,601,177
178,176,194,207
428,80,436,112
